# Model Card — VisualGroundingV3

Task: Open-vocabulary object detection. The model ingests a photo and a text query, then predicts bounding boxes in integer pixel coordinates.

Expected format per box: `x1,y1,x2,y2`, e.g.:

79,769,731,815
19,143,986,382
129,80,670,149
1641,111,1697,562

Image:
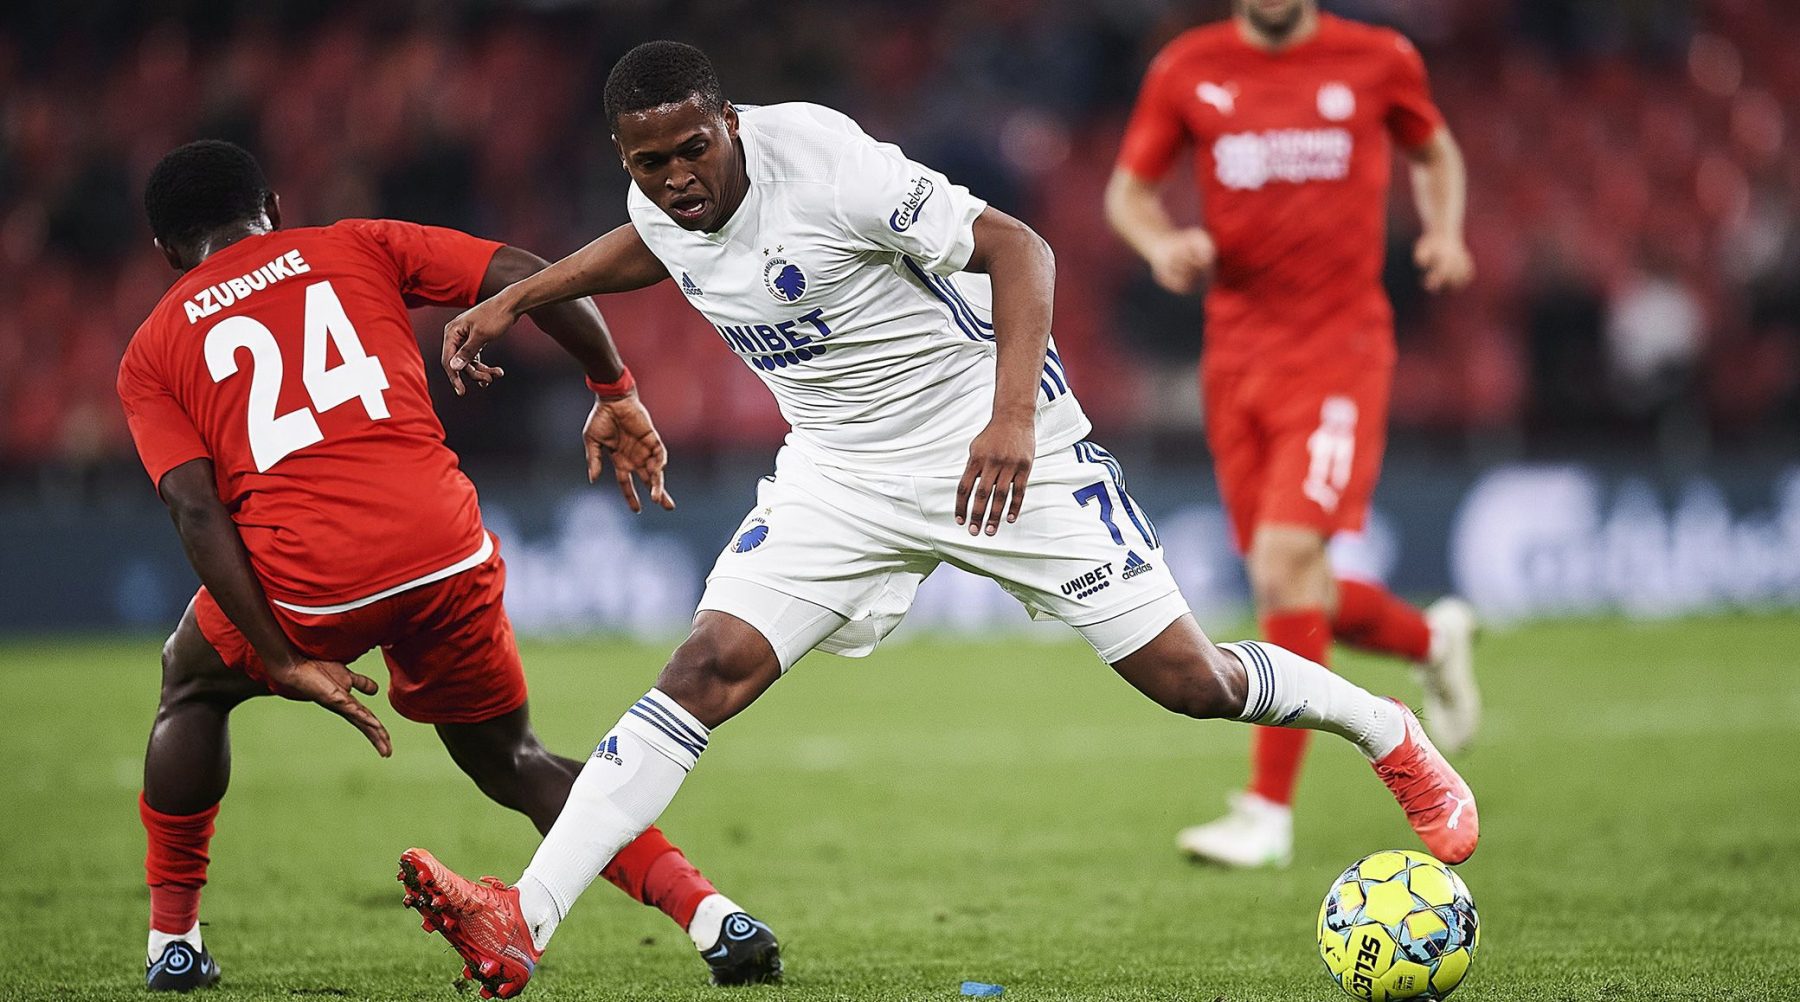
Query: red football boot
399,848,541,999
1371,699,1480,863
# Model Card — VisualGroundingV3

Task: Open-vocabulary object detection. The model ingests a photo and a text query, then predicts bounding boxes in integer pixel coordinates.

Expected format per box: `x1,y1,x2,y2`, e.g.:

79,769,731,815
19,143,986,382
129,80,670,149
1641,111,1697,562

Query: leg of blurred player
1334,579,1480,752
1229,523,1337,868
140,601,262,991
1176,523,1335,868
1110,615,1476,864
434,706,770,981
1181,524,1481,867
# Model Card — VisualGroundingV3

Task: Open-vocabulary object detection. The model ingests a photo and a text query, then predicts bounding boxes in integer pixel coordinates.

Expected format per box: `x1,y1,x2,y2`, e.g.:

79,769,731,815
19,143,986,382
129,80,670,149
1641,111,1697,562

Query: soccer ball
1317,850,1479,1000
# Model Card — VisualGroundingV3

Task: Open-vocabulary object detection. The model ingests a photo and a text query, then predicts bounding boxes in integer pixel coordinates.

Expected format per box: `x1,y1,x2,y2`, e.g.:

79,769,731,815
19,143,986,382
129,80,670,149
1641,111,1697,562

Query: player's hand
1415,232,1475,293
584,391,675,513
1148,228,1217,295
262,657,393,758
442,296,522,396
958,416,1035,536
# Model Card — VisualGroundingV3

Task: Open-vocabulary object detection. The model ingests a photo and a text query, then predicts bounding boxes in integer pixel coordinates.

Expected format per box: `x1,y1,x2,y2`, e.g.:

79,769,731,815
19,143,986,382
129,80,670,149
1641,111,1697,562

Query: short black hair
603,41,723,127
143,140,271,249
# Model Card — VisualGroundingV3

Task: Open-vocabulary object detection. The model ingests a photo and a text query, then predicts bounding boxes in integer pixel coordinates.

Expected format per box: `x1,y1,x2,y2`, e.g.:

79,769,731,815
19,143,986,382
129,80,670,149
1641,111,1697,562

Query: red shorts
194,539,527,725
1203,361,1392,554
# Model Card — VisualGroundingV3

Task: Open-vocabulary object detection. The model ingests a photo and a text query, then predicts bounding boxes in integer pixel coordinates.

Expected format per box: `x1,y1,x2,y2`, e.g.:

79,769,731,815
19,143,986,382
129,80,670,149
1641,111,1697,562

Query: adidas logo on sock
1121,549,1154,580
594,734,624,765
680,272,704,297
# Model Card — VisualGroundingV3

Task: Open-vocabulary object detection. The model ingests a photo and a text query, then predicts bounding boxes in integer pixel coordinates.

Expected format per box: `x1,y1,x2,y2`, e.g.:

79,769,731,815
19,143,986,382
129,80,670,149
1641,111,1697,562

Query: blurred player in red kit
119,140,780,990
1106,0,1481,867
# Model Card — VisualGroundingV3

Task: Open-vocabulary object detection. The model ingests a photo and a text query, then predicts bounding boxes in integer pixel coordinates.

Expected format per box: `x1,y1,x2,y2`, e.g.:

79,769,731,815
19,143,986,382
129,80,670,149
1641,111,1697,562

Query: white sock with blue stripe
1220,641,1404,762
517,689,709,951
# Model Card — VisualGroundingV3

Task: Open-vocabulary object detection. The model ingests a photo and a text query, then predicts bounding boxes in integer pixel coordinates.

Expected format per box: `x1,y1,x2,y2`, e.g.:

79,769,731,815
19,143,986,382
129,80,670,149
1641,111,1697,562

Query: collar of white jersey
697,111,762,244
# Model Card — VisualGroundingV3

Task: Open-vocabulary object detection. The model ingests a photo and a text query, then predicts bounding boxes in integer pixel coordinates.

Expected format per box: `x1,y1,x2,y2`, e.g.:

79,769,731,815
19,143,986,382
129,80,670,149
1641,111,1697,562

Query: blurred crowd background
3,0,1797,501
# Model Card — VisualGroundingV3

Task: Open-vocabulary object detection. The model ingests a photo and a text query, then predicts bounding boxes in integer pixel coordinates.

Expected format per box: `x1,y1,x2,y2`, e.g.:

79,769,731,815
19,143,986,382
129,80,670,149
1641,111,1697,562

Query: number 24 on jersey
204,280,391,472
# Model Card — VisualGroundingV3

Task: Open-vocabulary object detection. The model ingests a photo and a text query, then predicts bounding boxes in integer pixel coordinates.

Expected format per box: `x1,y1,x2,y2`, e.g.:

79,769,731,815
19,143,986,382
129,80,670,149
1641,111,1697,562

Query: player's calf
142,605,266,989
436,706,579,833
1108,615,1249,720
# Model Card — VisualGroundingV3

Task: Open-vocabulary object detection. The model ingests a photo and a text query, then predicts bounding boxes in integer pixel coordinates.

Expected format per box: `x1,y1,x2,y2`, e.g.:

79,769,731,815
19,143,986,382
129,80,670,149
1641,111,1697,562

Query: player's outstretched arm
1404,128,1474,293
956,207,1056,536
157,460,392,757
442,223,669,393
1103,169,1216,296
453,243,674,512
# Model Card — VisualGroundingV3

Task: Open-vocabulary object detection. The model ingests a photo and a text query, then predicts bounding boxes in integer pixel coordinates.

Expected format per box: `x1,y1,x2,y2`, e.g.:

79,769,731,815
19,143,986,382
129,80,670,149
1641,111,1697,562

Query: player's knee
1247,534,1329,611
158,631,213,707
158,627,258,712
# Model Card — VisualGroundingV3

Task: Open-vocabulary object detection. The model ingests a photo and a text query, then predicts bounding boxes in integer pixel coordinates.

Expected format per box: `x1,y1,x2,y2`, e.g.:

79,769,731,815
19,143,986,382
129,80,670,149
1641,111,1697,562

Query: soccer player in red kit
1105,0,1481,867
119,140,780,989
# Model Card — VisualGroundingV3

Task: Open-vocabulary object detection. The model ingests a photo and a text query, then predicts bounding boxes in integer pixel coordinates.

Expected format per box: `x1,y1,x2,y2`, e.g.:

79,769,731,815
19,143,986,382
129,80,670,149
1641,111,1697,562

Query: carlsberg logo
888,177,935,232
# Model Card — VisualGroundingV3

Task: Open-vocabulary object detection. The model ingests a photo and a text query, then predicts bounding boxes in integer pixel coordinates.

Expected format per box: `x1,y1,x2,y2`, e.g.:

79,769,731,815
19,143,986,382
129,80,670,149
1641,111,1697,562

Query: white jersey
627,102,1090,475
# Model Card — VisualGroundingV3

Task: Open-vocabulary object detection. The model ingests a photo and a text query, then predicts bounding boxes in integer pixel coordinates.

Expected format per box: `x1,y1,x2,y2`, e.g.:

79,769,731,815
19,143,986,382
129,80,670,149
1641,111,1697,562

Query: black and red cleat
399,848,541,999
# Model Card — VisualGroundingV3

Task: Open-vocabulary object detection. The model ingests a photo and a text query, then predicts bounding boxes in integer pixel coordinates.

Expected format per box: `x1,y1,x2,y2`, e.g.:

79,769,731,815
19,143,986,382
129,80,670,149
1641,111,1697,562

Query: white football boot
1418,597,1481,755
1175,792,1293,869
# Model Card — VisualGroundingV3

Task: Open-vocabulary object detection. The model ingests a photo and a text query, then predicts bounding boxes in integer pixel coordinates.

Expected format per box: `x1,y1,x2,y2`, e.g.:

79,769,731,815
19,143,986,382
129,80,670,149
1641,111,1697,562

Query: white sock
1221,641,1405,761
517,689,709,952
148,922,201,962
686,892,745,951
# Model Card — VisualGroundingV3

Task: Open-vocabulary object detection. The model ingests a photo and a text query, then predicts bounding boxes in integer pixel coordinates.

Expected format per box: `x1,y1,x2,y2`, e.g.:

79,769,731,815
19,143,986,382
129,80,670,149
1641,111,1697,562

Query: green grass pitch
4,615,1799,1000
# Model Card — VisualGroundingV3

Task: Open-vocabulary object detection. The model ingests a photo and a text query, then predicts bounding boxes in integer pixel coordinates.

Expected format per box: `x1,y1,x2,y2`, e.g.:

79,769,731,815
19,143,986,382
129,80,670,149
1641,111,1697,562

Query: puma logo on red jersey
1196,81,1238,115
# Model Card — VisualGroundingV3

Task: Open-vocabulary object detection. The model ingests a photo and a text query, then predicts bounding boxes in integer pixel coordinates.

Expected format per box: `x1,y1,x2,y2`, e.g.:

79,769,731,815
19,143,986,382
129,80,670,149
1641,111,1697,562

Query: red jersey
1116,14,1442,372
118,220,502,610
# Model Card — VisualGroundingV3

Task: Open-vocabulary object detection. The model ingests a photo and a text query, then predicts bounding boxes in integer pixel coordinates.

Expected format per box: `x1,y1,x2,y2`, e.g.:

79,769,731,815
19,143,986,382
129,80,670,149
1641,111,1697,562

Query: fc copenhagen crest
763,257,807,303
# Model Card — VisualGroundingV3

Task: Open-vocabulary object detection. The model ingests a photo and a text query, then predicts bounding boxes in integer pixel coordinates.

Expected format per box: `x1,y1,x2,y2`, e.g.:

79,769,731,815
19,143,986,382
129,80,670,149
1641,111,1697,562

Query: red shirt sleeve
341,219,505,308
117,337,211,494
1383,32,1443,149
1115,43,1192,182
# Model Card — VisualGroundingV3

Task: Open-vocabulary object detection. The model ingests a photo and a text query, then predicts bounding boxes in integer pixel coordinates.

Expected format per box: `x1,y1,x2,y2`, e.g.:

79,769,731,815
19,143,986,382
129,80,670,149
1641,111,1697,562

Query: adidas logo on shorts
1121,550,1154,580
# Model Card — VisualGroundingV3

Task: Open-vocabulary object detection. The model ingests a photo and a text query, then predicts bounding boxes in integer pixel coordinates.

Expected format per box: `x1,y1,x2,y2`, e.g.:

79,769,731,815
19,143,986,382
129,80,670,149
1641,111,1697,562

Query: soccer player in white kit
397,41,1479,999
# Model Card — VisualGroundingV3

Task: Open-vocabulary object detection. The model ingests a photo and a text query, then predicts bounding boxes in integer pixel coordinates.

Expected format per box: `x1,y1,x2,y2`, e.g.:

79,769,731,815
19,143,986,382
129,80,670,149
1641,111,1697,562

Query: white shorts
696,441,1190,669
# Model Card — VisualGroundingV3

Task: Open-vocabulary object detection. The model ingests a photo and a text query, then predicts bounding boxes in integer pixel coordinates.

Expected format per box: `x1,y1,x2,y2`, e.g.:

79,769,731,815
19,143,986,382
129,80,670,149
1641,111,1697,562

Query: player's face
614,96,744,233
1238,0,1312,39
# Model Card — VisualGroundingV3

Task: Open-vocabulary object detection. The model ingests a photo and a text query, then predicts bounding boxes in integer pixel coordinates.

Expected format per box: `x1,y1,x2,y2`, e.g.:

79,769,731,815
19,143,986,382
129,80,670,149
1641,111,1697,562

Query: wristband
585,367,637,398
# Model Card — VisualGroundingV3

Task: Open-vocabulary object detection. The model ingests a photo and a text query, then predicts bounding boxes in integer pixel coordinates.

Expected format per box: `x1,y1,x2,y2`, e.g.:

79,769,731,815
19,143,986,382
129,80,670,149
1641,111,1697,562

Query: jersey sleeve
831,133,988,276
117,339,211,494
342,219,505,308
1115,44,1191,182
1382,33,1444,149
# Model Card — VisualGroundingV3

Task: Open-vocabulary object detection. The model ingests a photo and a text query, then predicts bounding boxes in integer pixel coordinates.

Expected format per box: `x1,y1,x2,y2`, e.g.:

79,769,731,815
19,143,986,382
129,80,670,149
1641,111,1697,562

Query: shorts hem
702,572,864,622
697,576,853,671
1071,589,1191,663
388,690,528,726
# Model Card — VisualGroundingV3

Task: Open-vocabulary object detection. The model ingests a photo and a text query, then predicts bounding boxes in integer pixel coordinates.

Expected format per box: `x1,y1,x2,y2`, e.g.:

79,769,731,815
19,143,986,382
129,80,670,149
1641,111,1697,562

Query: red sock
1247,609,1331,807
140,793,218,935
1332,579,1431,661
600,825,717,930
